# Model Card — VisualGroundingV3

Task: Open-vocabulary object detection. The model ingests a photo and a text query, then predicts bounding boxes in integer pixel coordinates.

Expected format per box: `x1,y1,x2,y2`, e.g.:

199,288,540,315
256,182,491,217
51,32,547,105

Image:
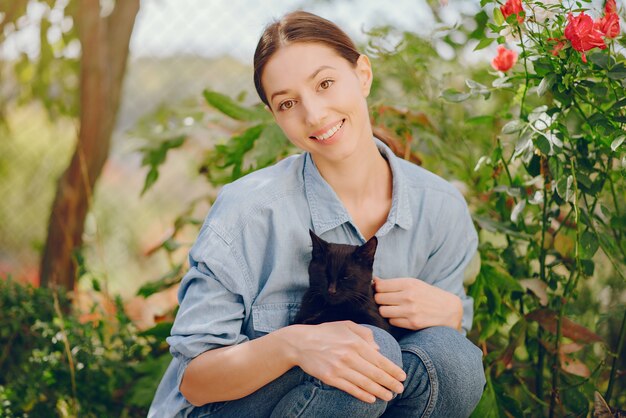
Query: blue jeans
188,326,485,418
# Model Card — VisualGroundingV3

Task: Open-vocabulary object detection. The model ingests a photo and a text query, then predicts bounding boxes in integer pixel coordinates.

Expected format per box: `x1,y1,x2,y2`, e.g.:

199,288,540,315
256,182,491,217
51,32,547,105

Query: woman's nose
302,95,327,127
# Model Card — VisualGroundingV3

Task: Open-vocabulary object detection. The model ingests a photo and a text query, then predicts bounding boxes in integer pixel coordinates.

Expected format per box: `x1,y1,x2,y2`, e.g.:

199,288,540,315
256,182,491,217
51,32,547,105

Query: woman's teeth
313,120,343,141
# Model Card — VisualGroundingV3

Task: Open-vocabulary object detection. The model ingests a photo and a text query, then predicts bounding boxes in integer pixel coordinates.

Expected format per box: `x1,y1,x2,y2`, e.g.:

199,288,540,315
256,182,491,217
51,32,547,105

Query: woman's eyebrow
270,65,336,103
308,65,335,81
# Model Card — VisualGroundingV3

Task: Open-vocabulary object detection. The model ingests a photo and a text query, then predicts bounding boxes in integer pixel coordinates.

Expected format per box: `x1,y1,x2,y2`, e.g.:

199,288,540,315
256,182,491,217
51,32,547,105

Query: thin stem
497,138,529,233
605,307,626,404
607,159,622,220
517,25,530,120
52,289,79,416
540,182,549,283
549,158,581,417
537,327,545,401
549,271,577,418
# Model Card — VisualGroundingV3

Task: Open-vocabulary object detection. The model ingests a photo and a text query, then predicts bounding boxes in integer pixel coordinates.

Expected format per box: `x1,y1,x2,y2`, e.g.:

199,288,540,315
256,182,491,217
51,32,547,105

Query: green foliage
1,0,80,121
132,1,626,416
0,277,166,417
454,0,626,415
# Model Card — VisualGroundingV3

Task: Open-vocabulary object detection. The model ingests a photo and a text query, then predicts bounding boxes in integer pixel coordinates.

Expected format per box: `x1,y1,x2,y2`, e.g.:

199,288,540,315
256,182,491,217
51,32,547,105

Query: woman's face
261,42,373,166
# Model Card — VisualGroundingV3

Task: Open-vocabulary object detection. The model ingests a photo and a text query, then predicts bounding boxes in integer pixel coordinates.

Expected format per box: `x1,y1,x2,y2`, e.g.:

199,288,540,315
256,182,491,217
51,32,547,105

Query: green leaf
556,175,573,201
470,372,507,418
612,97,626,110
127,353,172,408
580,230,599,259
611,136,625,151
139,321,173,340
536,135,551,155
588,52,610,69
493,8,505,26
467,115,495,125
203,89,267,121
481,263,524,293
608,63,626,80
441,88,471,103
537,73,556,97
141,168,159,196
140,136,186,195
501,120,525,134
580,259,595,276
598,231,621,259
466,79,490,99
474,37,495,51
562,387,590,416
137,264,183,298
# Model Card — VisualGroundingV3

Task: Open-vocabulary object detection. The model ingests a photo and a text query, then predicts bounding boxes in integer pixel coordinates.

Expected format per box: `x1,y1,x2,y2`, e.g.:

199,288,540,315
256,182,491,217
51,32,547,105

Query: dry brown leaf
526,309,603,344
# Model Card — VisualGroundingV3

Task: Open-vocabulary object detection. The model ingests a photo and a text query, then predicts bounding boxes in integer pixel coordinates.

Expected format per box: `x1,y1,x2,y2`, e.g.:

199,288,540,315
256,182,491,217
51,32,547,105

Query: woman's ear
356,54,373,97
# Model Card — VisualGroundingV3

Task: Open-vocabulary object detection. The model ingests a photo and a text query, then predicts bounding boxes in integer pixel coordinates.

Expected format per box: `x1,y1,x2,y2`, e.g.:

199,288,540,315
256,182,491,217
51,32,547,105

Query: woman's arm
180,321,406,406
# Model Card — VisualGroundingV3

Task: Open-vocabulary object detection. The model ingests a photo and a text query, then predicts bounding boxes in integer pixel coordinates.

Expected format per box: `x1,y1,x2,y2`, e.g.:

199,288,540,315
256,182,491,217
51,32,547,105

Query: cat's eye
342,276,350,281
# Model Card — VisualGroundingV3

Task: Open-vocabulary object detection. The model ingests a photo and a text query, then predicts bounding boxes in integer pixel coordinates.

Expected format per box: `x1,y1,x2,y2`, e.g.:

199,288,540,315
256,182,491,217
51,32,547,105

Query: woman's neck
314,138,392,209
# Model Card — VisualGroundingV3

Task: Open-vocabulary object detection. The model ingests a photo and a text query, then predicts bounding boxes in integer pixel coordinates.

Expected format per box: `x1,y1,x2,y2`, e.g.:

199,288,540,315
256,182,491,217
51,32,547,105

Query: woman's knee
359,324,403,369
400,326,485,416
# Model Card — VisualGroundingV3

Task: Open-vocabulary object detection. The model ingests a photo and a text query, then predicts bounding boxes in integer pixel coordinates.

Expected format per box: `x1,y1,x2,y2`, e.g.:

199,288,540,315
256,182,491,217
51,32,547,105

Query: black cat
294,229,407,339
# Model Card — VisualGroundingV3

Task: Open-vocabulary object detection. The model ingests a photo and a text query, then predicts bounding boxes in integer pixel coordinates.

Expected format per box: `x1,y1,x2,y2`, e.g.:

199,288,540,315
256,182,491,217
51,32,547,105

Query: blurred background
0,0,482,297
2,0,625,416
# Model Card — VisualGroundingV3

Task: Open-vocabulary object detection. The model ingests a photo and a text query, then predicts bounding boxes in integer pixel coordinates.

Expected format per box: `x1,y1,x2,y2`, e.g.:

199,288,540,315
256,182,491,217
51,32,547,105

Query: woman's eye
279,100,295,111
320,79,334,90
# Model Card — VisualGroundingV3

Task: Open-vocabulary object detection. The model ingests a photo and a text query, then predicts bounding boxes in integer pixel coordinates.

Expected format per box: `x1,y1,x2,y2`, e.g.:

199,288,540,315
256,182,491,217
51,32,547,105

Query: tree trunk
39,0,140,290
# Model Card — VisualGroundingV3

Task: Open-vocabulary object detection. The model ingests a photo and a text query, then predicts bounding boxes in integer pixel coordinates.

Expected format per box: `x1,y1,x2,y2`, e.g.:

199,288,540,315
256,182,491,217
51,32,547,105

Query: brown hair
253,11,361,107
253,10,406,160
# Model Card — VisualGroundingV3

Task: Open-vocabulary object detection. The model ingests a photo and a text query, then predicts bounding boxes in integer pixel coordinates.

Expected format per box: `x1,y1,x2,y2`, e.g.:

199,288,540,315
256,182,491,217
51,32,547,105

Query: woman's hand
282,321,406,403
373,277,463,331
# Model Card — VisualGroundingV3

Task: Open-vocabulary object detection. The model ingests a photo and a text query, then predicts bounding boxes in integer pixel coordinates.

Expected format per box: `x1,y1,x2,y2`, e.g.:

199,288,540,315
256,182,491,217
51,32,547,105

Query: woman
149,10,485,418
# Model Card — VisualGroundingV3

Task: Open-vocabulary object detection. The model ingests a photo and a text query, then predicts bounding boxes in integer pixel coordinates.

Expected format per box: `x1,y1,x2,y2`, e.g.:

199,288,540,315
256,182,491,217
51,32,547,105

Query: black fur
294,229,407,339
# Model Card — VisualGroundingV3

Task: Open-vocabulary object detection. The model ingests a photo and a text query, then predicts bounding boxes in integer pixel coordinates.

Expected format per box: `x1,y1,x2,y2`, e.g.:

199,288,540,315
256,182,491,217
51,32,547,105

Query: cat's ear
309,229,327,258
355,236,378,265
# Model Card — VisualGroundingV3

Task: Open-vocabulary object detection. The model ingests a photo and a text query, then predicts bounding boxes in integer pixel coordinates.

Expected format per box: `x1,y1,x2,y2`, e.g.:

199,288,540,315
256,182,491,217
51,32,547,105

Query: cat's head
307,229,378,305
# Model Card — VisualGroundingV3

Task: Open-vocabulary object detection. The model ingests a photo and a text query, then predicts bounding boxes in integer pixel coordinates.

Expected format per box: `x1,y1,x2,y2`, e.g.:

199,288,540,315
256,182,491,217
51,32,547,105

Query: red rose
491,45,518,72
564,12,606,62
605,0,617,14
594,0,620,39
595,12,621,38
500,0,524,23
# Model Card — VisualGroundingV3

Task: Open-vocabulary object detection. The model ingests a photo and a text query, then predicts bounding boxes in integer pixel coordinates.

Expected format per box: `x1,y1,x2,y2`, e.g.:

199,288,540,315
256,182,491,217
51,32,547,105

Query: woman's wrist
448,293,463,331
274,324,306,367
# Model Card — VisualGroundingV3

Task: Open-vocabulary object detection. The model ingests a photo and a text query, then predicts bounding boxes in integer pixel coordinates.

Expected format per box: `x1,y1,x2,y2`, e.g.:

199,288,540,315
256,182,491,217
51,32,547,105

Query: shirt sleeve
418,193,478,335
165,223,251,391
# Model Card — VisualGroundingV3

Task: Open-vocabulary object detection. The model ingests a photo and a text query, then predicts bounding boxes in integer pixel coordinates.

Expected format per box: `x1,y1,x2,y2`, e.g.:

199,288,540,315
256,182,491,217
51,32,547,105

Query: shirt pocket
251,302,301,337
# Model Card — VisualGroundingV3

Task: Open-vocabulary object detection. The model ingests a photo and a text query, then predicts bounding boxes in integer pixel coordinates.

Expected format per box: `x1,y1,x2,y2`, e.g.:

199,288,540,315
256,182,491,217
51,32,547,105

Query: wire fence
0,0,466,296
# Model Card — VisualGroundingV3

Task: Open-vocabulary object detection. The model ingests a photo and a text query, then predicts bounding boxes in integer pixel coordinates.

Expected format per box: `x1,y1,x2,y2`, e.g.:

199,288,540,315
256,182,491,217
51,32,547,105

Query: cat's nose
328,284,337,295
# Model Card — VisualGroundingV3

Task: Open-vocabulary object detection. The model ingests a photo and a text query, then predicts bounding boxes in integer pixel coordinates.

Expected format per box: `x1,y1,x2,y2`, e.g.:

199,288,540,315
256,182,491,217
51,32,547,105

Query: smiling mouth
310,119,345,141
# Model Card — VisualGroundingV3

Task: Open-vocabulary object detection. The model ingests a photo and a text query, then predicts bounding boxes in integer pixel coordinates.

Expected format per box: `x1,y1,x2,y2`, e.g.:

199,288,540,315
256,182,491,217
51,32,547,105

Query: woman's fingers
373,291,402,306
335,368,397,402
298,322,406,402
356,344,406,389
378,304,405,319
346,321,379,349
330,377,378,404
374,277,411,292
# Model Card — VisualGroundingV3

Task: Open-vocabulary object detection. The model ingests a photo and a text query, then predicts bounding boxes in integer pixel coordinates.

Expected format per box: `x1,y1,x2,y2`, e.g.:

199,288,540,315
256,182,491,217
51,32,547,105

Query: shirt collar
303,137,413,237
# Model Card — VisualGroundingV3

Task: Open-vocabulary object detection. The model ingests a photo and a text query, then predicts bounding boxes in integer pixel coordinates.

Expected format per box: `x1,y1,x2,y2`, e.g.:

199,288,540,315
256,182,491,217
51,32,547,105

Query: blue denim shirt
148,138,478,417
